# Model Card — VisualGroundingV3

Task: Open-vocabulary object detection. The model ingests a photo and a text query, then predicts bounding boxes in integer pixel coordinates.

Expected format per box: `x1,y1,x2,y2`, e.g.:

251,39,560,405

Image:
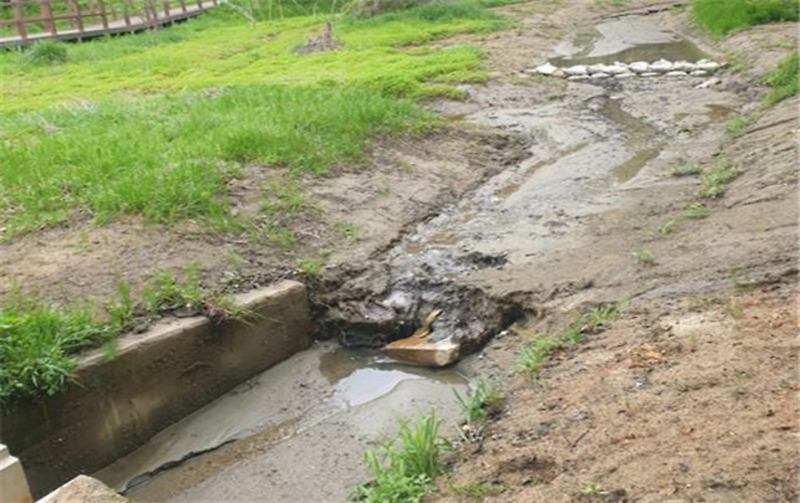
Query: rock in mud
588,63,612,74
672,60,697,72
629,61,650,73
592,72,611,79
567,75,590,81
616,71,635,79
665,71,688,77
564,65,588,76
690,70,709,77
649,59,673,72
695,77,722,89
380,336,460,367
697,59,720,72
640,72,659,78
533,62,558,76
607,63,630,75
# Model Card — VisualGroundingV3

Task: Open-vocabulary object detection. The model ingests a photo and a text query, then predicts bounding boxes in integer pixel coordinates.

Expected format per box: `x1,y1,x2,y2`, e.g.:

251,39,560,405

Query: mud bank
1,280,312,498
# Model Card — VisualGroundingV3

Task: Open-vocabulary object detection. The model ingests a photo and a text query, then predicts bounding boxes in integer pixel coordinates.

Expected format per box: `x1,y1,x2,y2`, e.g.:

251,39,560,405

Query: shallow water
549,17,708,66
96,341,468,496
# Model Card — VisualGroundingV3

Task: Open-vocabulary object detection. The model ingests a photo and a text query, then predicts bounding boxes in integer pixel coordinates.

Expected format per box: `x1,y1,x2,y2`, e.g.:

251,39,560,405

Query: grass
0,86,433,236
517,302,624,378
672,164,703,177
727,115,750,138
0,0,511,237
453,379,504,426
0,264,246,404
697,163,741,199
23,40,69,66
355,411,448,503
0,4,502,111
0,300,111,403
692,0,799,37
656,219,677,235
296,257,325,275
765,52,799,104
634,248,655,266
685,202,710,219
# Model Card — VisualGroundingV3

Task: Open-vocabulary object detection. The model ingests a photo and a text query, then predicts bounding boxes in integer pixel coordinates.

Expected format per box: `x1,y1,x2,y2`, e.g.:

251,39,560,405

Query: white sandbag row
531,59,721,81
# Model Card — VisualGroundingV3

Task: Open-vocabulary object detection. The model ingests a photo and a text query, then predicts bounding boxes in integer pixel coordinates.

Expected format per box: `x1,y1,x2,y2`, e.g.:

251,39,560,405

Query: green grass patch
765,52,799,104
0,264,246,404
692,0,798,37
726,115,750,138
0,85,433,236
0,301,110,402
453,378,504,426
517,302,624,378
0,3,504,111
355,411,448,502
685,202,710,219
697,163,741,199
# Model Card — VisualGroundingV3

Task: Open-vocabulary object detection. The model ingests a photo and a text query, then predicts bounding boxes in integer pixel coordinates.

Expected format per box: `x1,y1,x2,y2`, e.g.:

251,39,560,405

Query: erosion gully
94,16,739,502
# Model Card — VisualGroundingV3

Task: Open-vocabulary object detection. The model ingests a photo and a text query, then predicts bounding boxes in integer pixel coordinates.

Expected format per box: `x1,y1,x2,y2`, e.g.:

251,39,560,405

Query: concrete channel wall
0,280,313,498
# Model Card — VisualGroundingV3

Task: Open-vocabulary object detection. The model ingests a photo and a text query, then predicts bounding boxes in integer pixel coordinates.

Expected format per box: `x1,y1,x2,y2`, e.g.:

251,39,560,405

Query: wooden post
178,0,186,14
40,0,57,35
97,0,109,29
162,0,169,19
12,0,27,40
72,0,85,38
123,0,131,27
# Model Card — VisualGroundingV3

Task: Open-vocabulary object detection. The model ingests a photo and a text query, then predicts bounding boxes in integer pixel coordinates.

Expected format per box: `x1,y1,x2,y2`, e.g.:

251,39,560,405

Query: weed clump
517,302,625,378
24,40,68,66
0,264,246,404
355,412,448,502
765,52,799,104
0,301,107,402
453,378,504,426
697,164,741,199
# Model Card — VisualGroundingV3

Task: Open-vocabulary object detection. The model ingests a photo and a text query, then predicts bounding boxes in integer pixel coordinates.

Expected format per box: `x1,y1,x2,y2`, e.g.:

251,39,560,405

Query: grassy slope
0,2,508,236
0,1,511,402
691,0,798,37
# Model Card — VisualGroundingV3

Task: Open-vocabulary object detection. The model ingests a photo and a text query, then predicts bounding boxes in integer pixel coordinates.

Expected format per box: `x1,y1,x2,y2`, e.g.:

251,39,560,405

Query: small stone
607,64,629,75
672,60,697,72
533,62,558,76
588,63,612,74
665,71,688,77
697,60,720,72
695,77,722,89
564,65,588,76
615,71,635,79
629,61,650,73
591,72,611,79
640,72,659,78
650,59,674,72
552,68,566,79
567,75,590,81
690,70,709,77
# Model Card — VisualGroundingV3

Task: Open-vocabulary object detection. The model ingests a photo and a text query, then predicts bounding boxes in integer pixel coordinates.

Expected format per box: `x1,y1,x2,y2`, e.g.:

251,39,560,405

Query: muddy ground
4,0,798,501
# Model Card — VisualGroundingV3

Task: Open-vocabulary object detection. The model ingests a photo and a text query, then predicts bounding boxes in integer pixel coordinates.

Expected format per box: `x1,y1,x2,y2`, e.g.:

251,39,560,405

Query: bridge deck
0,1,219,49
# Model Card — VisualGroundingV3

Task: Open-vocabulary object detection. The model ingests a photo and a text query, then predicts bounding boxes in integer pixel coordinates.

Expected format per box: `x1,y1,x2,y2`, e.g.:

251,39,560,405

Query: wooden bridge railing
0,0,218,43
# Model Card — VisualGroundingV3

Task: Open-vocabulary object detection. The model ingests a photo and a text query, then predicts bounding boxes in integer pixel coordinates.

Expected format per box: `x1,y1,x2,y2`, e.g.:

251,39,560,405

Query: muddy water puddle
97,341,468,500
549,17,707,66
